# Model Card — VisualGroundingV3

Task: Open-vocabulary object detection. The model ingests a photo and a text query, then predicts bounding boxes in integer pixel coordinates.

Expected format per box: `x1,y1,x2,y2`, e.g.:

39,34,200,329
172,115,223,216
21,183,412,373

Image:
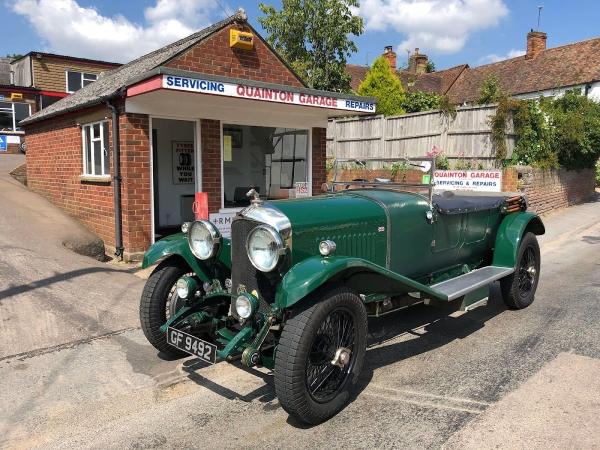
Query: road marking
363,384,490,414
0,327,140,362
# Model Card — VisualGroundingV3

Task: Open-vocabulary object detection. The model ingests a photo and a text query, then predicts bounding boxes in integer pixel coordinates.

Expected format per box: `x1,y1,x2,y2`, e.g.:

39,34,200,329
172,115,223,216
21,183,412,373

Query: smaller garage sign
434,170,502,192
172,141,194,184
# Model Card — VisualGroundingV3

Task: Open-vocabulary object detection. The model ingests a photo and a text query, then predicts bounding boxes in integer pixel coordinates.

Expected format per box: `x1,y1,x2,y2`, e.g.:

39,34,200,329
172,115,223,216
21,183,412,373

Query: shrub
491,90,600,170
401,90,441,113
477,74,503,104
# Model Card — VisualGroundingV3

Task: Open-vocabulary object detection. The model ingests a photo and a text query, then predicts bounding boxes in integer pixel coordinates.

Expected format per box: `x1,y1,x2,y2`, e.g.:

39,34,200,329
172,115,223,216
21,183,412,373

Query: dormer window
66,71,98,93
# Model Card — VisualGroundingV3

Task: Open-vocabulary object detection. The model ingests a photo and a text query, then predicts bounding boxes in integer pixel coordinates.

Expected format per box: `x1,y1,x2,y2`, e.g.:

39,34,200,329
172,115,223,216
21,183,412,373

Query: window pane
13,103,30,130
102,123,109,175
41,95,60,109
83,73,97,80
0,111,13,131
67,71,81,92
93,140,102,175
0,101,12,110
84,126,92,174
92,123,100,138
222,125,308,205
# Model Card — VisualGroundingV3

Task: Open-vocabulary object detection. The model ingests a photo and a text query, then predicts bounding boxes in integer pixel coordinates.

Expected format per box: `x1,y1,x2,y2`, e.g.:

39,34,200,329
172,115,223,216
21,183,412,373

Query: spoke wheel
306,308,356,403
275,285,367,425
500,232,541,310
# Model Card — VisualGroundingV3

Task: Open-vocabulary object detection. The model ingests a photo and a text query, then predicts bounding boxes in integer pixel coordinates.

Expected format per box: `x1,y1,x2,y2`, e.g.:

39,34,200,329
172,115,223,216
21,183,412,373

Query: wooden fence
327,104,515,168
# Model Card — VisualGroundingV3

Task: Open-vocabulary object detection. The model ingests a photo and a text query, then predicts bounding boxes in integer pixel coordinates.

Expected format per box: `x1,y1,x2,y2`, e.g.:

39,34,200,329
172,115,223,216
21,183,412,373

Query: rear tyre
139,260,189,357
500,232,540,309
274,285,367,425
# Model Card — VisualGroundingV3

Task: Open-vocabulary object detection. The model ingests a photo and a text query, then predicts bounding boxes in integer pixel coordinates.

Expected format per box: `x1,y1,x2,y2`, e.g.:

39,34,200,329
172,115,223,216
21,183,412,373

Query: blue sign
0,135,7,151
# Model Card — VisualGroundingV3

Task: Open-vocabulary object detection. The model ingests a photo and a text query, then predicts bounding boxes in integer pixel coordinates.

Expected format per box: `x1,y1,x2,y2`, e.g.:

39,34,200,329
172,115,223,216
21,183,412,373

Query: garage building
21,10,375,261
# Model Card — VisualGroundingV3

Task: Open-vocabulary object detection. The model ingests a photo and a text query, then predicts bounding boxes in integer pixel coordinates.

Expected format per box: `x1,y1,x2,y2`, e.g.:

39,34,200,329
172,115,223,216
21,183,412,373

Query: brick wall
312,128,327,194
200,119,222,213
510,166,596,214
502,167,518,192
25,106,116,247
166,23,303,87
119,112,152,259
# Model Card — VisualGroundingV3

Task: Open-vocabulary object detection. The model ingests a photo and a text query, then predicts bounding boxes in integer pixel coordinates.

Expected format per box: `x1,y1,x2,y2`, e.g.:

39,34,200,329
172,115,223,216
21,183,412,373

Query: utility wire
212,0,233,18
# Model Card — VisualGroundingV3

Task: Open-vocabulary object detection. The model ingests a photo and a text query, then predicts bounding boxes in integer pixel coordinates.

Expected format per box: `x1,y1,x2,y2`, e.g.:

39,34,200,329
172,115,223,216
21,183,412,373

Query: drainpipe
106,100,124,260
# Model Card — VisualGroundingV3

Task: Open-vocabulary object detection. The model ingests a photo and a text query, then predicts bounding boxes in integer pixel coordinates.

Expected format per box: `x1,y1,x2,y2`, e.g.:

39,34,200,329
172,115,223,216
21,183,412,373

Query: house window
0,101,32,132
66,71,98,93
82,120,109,176
222,124,308,208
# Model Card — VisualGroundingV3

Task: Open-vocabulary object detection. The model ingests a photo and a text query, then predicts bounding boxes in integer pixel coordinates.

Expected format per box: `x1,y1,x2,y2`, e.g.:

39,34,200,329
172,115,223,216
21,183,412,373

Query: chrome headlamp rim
245,224,286,272
187,220,221,260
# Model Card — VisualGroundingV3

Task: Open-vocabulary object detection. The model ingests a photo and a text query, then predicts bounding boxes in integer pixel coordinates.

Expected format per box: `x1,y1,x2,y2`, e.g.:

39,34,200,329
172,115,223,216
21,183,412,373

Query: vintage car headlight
246,224,285,272
188,220,221,260
176,276,198,299
235,293,259,319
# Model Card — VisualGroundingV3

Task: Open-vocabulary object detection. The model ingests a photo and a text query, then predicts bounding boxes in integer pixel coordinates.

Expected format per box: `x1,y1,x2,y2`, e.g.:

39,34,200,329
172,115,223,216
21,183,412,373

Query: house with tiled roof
348,30,600,105
347,46,467,97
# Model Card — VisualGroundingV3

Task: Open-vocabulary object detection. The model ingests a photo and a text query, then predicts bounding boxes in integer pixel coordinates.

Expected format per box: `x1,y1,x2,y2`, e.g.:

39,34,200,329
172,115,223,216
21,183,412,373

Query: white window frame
66,70,98,93
81,120,109,177
0,101,31,132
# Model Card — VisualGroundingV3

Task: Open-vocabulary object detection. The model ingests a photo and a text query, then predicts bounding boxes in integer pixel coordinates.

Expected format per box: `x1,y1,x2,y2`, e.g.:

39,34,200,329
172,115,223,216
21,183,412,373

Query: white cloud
11,0,219,63
356,0,509,54
480,48,525,64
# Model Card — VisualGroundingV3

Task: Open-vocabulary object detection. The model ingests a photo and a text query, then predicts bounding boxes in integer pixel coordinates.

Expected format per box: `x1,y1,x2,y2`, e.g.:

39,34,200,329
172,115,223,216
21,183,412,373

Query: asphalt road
1,155,599,449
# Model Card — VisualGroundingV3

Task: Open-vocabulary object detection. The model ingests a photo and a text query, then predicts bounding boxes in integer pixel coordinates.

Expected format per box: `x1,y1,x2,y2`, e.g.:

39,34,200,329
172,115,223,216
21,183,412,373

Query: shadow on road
180,284,506,428
0,266,126,302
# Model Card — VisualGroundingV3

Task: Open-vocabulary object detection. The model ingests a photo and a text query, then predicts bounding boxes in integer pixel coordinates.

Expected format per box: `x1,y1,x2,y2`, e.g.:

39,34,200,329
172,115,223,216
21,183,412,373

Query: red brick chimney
382,46,397,69
526,30,547,59
408,48,429,74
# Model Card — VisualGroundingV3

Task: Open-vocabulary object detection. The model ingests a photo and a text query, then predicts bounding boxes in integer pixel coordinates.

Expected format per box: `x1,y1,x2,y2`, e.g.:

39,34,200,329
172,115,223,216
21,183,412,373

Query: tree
357,56,405,116
259,0,363,92
425,60,436,73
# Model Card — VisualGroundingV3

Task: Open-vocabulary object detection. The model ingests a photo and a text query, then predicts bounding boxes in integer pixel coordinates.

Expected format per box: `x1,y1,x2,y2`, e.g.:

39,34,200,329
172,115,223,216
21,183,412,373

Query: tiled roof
21,11,248,125
446,37,600,104
347,63,467,96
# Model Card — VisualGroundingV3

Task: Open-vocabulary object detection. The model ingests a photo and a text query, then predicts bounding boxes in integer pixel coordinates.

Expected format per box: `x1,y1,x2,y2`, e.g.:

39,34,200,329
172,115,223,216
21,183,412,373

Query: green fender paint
275,255,448,309
141,233,231,281
493,212,545,268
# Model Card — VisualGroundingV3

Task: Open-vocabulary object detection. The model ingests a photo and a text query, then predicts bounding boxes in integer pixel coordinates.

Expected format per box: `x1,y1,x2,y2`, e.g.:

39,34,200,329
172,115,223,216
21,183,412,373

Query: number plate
166,327,217,364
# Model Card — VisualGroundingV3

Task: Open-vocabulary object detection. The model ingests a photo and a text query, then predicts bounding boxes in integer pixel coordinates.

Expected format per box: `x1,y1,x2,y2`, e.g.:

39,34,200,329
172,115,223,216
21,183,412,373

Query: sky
2,0,600,71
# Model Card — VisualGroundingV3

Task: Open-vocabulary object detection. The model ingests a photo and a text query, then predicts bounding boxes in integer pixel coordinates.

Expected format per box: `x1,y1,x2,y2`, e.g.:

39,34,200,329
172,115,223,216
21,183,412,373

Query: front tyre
500,232,541,309
275,285,368,425
139,260,189,357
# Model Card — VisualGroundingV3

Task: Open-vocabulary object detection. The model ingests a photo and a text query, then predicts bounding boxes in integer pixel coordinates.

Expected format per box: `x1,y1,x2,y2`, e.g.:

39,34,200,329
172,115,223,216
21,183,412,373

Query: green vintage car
139,158,544,424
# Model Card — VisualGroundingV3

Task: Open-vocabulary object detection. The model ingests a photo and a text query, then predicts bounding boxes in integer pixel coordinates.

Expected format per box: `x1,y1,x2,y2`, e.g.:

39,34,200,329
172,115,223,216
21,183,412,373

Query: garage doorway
151,118,197,240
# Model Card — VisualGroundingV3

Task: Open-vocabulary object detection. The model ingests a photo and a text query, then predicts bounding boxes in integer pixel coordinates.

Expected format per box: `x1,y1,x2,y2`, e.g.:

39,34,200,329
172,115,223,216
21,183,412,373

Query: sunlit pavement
1,155,599,449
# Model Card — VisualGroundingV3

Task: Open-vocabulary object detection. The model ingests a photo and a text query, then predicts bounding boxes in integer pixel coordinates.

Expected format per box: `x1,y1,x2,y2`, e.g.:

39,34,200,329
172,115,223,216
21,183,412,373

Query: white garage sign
209,212,236,238
434,170,502,192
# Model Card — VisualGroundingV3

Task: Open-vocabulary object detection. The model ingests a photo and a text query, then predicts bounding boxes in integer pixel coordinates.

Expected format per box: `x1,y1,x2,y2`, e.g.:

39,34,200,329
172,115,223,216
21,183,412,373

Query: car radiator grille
230,218,278,318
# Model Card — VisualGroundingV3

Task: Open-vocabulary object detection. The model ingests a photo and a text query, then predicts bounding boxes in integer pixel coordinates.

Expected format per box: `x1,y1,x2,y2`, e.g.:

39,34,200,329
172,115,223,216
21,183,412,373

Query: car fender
141,233,231,282
493,212,545,268
275,255,448,309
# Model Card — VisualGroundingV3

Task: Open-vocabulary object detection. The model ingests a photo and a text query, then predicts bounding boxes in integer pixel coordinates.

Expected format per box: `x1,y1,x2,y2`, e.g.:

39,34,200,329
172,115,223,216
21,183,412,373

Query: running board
431,266,514,301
